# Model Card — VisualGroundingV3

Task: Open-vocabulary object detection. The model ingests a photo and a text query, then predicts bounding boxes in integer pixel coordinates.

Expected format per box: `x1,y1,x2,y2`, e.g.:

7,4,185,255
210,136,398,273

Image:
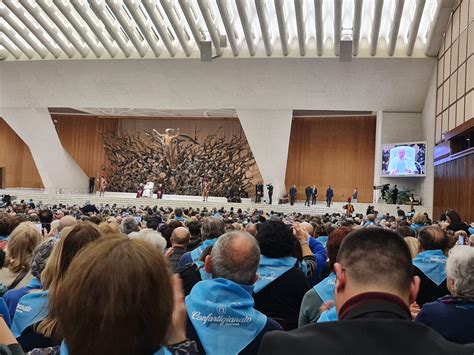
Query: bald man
168,227,191,272
300,222,327,286
413,226,449,306
246,223,257,237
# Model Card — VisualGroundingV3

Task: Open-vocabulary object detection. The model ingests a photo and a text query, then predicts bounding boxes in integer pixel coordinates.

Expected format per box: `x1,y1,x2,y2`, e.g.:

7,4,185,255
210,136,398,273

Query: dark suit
326,188,334,207
311,188,317,205
413,265,449,307
267,185,273,204
289,187,297,206
304,187,312,207
258,293,474,355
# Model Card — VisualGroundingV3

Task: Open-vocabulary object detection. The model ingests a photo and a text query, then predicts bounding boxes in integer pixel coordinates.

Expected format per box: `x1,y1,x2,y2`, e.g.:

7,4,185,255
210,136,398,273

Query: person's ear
251,273,258,285
409,276,420,304
334,263,346,293
204,255,212,274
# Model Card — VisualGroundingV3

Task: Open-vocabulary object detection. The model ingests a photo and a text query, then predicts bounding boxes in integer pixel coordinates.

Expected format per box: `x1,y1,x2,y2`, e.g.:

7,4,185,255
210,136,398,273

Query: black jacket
413,265,450,307
258,292,474,355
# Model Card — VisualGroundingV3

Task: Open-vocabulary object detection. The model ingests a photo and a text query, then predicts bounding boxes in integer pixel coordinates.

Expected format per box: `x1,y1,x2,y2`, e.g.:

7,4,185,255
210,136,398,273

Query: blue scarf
468,227,474,235
318,306,338,323
412,250,447,285
11,290,48,338
27,277,42,289
186,278,267,355
61,341,171,355
313,272,336,302
254,256,297,293
410,223,425,232
316,236,328,248
191,239,217,262
194,261,212,281
0,235,8,241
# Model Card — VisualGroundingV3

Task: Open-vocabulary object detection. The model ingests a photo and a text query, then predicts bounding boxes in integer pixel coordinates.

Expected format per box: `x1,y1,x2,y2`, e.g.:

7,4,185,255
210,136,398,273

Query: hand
409,302,420,320
293,222,308,242
164,247,174,258
319,301,334,313
166,275,187,345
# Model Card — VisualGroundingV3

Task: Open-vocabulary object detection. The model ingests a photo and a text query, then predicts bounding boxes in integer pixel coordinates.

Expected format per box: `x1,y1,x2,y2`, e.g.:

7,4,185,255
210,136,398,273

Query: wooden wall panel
285,116,376,202
433,153,473,222
53,115,119,177
0,118,43,188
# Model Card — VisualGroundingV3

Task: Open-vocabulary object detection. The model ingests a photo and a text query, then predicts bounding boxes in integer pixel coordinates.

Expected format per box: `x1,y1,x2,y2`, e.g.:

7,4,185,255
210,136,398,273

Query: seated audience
404,237,419,258
178,217,225,268
81,200,99,215
300,222,327,285
253,221,312,330
167,227,190,272
246,223,257,236
444,210,470,234
54,236,197,354
3,238,56,318
12,222,101,352
258,228,474,354
121,216,139,235
413,226,449,306
0,222,41,291
299,227,352,326
185,231,281,354
416,246,474,344
186,221,202,251
129,229,167,253
410,212,428,233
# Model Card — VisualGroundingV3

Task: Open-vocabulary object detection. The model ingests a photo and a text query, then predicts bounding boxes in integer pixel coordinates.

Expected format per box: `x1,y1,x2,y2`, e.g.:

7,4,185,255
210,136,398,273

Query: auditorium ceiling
0,0,454,61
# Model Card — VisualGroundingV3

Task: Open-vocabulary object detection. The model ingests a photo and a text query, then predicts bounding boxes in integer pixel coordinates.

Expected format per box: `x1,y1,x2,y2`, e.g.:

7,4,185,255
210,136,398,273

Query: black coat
258,294,474,355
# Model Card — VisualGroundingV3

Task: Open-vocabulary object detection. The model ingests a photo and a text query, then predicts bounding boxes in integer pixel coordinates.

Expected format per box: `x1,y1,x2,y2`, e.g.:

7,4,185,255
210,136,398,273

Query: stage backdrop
53,115,261,196
0,118,43,188
285,116,376,203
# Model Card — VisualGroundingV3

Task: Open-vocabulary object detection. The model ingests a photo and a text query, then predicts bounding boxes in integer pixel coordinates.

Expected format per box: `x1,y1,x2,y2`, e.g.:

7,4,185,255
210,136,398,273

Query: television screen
381,142,426,177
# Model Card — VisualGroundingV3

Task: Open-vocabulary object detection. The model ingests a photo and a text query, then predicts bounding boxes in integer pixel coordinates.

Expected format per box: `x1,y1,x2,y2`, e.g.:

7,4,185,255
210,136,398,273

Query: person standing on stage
311,185,318,205
98,175,107,197
202,179,211,202
289,185,297,206
255,182,264,203
326,185,334,207
352,188,358,204
392,185,399,204
88,177,95,194
305,186,312,207
266,183,273,205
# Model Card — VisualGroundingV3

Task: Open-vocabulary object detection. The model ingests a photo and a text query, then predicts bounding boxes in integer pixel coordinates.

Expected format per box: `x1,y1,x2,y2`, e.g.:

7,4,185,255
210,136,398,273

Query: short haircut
211,231,260,285
418,226,447,251
170,227,190,246
256,221,296,258
187,221,202,237
54,237,172,355
337,228,414,292
446,246,474,298
39,209,53,224
396,226,416,238
121,217,138,235
201,217,225,240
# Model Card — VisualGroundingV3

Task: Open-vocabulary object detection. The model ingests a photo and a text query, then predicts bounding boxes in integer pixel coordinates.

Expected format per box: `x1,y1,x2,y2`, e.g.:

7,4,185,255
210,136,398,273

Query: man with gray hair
185,231,281,354
178,217,225,268
121,216,139,236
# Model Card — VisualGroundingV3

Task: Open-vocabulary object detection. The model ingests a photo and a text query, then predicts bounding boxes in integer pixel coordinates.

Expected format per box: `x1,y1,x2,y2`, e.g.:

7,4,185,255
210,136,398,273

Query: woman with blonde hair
411,212,427,233
0,222,41,290
12,222,101,352
404,237,419,259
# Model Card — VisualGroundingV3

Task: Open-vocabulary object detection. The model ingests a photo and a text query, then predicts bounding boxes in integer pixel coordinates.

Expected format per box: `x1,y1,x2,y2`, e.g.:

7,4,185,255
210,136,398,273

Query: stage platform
0,189,432,217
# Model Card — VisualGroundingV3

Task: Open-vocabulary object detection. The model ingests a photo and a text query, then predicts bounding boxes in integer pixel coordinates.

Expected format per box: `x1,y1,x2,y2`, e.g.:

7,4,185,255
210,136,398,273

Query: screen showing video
381,142,426,177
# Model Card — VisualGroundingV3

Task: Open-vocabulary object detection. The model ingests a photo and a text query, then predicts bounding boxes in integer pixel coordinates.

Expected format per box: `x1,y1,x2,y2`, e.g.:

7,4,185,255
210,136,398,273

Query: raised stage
0,189,432,217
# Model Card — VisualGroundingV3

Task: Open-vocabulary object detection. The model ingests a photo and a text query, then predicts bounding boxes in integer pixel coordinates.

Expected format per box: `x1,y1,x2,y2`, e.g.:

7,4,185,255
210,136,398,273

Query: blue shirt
308,237,327,286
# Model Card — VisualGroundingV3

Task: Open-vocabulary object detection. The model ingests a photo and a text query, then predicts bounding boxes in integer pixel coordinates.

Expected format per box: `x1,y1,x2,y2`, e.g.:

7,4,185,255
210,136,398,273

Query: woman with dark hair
444,210,470,234
298,227,353,326
54,236,196,354
252,221,314,330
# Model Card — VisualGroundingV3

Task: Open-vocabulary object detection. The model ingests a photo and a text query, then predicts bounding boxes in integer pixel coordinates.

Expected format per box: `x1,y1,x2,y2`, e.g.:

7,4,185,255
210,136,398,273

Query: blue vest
413,250,447,286
186,278,267,355
190,239,217,262
254,256,297,293
313,272,336,303
11,290,49,338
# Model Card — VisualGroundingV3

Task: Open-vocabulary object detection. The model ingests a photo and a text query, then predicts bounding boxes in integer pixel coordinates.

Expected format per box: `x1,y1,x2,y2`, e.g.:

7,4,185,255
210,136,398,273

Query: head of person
367,214,376,223
38,222,101,337
404,237,420,258
454,230,468,245
146,216,162,230
256,221,297,259
204,231,260,285
129,229,167,253
201,217,225,241
0,213,12,237
326,227,353,271
59,215,77,231
53,236,173,355
30,238,57,280
98,221,121,236
418,226,448,252
245,223,257,236
170,227,190,248
446,246,474,298
446,210,462,225
334,228,420,314
412,212,427,225
187,221,202,238
121,216,139,235
396,226,416,238
5,222,42,273
38,209,53,224
300,222,314,236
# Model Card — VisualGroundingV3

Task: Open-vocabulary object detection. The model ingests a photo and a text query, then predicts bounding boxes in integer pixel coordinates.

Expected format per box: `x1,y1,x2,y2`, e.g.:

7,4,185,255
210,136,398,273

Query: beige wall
435,0,474,143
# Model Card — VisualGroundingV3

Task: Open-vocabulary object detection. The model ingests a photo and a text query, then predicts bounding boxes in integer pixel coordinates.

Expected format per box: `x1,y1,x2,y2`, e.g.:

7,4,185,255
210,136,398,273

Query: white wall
0,58,435,111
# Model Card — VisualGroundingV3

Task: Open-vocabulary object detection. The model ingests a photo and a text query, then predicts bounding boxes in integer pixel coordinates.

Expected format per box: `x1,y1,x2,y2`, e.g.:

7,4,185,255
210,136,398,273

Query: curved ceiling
0,0,451,61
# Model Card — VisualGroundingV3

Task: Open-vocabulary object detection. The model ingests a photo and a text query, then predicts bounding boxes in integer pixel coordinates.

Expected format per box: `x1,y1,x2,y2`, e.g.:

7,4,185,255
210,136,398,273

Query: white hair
129,229,167,252
446,246,474,298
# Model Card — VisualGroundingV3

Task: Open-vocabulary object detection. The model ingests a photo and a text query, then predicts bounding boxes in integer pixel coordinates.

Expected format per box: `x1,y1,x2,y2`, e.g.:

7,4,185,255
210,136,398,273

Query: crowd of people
0,197,472,354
